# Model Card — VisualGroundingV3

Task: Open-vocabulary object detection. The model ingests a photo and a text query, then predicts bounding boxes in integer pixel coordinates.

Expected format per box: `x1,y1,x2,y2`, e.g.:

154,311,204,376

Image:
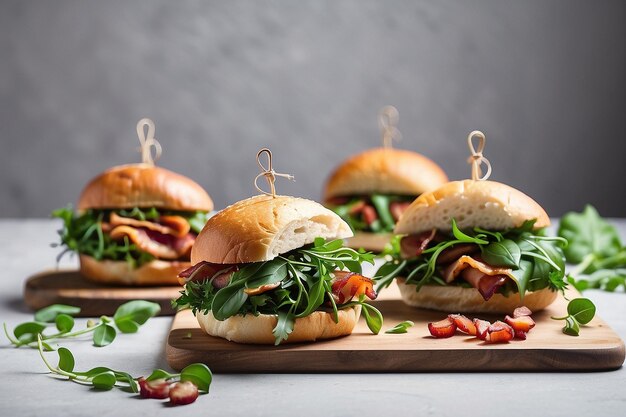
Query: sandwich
323,147,448,252
376,180,567,313
173,194,380,345
53,163,213,285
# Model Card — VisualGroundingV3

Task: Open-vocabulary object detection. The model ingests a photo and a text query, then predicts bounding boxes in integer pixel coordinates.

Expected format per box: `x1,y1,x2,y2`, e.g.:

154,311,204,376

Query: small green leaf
211,285,248,321
563,316,580,336
180,363,213,393
113,300,160,333
385,320,414,334
272,310,295,345
482,239,521,268
55,314,75,333
452,219,488,244
14,322,46,340
57,347,75,372
34,304,81,322
113,371,139,393
146,369,176,381
93,324,116,347
567,298,596,324
361,303,383,335
91,371,117,390
74,367,114,377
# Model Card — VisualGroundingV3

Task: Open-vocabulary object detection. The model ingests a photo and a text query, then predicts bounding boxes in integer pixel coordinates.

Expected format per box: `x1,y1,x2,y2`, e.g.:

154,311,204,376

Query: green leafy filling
375,219,568,298
52,206,211,268
173,238,382,345
327,194,414,233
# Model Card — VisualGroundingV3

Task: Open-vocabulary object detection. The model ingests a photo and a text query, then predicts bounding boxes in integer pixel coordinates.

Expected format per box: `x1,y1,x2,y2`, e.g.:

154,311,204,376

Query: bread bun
395,180,550,235
397,279,557,313
195,306,361,344
79,254,187,286
323,148,448,200
78,163,213,212
191,195,352,264
344,232,393,253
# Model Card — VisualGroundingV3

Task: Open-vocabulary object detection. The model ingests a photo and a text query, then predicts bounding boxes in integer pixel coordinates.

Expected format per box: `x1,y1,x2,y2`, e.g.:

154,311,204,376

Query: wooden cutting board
166,285,625,372
24,270,182,316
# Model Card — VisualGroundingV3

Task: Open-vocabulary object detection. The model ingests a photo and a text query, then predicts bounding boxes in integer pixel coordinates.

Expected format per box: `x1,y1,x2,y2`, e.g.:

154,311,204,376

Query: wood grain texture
166,284,625,372
23,270,181,316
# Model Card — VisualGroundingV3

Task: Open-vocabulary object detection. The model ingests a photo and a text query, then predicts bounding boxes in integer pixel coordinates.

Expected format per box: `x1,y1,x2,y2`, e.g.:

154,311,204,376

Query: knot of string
254,148,295,197
466,130,492,181
379,106,402,148
136,118,162,166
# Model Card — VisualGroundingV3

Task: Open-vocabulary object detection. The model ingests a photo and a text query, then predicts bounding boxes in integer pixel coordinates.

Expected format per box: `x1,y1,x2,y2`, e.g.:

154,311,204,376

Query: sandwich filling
53,207,211,267
326,194,414,234
376,219,568,299
174,238,381,345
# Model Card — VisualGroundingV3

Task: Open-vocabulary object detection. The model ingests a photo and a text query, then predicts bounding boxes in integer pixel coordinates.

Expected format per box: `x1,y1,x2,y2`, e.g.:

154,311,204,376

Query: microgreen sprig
551,298,596,336
4,301,160,349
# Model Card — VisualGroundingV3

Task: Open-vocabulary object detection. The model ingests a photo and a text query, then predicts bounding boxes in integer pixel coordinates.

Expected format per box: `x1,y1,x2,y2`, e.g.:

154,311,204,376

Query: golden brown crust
77,163,213,211
396,278,557,314
323,148,448,200
191,195,352,264
79,254,186,286
395,180,550,235
195,306,361,344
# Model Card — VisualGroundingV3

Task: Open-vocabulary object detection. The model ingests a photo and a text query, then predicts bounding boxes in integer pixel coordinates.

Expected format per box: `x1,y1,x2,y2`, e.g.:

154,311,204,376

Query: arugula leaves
327,194,414,234
558,205,626,292
174,239,381,345
52,206,211,267
375,219,568,298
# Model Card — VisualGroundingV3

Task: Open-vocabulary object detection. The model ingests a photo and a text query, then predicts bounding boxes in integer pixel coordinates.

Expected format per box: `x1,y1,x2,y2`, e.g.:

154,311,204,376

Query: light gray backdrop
1,0,624,218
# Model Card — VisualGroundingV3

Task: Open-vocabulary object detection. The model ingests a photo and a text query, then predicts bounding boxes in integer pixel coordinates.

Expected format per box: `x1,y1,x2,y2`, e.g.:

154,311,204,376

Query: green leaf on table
34,304,81,323
75,367,114,378
482,239,521,269
361,303,383,335
113,300,161,333
14,322,46,341
55,314,75,333
180,363,213,393
385,320,414,334
57,347,75,372
91,371,117,390
146,369,176,381
567,298,596,325
563,316,580,336
93,324,116,347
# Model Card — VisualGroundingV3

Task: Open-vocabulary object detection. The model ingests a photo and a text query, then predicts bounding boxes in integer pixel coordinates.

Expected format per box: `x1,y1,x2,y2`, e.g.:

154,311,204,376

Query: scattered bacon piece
331,271,377,304
361,205,378,226
428,317,457,338
169,381,199,406
473,319,491,340
484,321,515,343
513,306,533,318
505,315,536,333
400,229,436,259
138,377,170,399
448,314,477,335
515,330,528,340
389,201,412,222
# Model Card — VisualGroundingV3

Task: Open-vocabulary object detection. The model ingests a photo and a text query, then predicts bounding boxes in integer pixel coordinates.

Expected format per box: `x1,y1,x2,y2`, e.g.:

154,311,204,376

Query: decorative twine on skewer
466,130,492,181
379,105,402,149
136,118,162,166
254,148,295,198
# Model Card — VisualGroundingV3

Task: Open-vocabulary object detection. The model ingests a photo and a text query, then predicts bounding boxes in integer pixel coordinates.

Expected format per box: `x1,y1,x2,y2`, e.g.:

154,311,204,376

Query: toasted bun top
191,195,352,264
77,164,213,211
394,180,550,235
323,148,448,200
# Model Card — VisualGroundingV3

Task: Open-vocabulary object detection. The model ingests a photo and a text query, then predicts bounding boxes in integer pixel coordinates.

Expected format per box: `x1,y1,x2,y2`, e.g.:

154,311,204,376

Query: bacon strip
390,201,411,222
400,229,436,259
109,226,194,260
110,213,189,237
441,255,514,283
461,267,508,301
331,271,377,304
178,261,237,287
436,243,479,265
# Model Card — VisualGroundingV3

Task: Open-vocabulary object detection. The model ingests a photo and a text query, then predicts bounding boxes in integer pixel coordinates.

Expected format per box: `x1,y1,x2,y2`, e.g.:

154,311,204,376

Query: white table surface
1,219,625,417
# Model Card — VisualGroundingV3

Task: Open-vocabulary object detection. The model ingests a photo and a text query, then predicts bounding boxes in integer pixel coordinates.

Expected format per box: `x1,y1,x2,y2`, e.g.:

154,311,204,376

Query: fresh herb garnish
375,218,568,298
174,239,382,345
558,205,626,292
51,206,211,267
551,298,596,336
3,301,160,349
385,320,414,334
37,336,211,405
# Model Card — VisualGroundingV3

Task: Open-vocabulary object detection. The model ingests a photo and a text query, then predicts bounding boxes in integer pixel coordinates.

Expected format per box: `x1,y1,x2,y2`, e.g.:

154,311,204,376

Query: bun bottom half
195,305,362,344
396,278,557,314
79,254,187,286
345,232,392,253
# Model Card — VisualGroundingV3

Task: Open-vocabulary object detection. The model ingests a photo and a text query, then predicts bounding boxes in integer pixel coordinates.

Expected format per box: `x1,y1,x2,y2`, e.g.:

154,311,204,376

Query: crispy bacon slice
109,226,194,260
331,271,377,304
361,205,378,226
389,201,411,222
178,261,237,286
442,255,514,283
109,213,189,237
436,243,479,265
461,267,508,301
400,229,436,259
244,282,281,295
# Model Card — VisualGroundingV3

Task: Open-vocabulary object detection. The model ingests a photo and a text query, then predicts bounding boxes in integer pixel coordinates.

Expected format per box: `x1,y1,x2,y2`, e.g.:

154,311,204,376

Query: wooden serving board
24,270,182,316
166,285,625,372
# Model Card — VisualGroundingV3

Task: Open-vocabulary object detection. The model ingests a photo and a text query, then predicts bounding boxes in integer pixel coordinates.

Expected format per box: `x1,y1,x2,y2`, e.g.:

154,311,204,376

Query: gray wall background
1,0,624,218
